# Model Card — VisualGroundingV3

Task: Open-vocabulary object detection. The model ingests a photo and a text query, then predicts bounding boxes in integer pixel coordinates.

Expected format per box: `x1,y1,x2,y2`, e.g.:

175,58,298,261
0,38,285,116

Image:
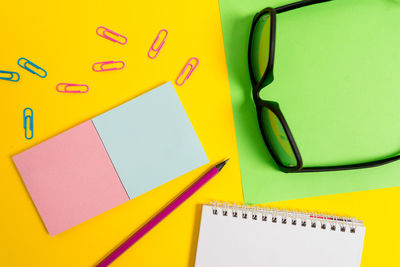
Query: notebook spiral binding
210,201,360,234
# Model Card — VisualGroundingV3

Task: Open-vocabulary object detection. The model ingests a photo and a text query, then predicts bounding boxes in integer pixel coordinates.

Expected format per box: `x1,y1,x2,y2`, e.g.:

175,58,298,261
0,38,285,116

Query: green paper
219,0,400,204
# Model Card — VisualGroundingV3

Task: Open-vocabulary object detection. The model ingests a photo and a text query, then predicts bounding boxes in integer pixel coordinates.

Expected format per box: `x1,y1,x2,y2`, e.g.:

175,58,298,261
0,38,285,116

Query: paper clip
148,29,168,59
96,26,128,45
0,70,20,82
92,61,125,72
23,108,33,140
56,83,89,93
176,57,199,86
17,58,47,78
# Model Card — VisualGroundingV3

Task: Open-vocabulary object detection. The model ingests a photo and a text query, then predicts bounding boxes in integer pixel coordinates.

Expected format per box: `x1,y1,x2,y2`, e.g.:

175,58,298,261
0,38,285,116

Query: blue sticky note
92,82,209,199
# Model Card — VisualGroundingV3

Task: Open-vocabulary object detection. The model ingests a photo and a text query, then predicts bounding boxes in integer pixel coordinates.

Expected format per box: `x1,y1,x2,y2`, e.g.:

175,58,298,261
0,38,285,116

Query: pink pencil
97,159,229,266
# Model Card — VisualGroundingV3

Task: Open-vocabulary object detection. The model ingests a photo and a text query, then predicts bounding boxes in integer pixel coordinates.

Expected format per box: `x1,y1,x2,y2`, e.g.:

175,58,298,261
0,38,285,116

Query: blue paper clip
0,70,20,82
23,108,34,140
17,58,47,78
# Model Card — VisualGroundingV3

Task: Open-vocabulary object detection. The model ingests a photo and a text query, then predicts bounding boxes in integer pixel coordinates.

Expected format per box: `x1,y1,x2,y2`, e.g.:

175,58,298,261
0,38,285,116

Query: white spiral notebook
195,202,365,267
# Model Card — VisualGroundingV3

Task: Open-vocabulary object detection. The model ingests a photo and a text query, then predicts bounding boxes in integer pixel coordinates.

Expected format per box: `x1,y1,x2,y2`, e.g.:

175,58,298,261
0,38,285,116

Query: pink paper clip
92,61,125,72
56,83,89,93
148,29,168,59
96,26,128,45
176,57,199,86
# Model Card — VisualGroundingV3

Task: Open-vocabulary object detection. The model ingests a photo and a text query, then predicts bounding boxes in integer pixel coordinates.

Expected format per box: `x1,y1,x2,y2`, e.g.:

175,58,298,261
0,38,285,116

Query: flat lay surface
0,0,399,266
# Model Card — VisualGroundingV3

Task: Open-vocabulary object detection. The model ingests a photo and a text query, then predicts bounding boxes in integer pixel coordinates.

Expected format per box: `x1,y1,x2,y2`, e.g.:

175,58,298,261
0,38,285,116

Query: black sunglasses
248,0,400,172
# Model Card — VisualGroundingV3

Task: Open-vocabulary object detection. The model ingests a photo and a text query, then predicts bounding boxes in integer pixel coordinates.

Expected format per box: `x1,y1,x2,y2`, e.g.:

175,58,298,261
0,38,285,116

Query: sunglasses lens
250,12,272,86
260,106,297,167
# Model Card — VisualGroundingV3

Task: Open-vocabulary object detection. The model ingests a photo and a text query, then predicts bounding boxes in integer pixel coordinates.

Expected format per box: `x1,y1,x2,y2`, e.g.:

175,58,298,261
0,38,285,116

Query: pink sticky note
13,120,129,236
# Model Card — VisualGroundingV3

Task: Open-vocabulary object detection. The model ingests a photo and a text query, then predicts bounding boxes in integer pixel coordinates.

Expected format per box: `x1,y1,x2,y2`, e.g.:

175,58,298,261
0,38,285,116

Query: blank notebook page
195,204,365,267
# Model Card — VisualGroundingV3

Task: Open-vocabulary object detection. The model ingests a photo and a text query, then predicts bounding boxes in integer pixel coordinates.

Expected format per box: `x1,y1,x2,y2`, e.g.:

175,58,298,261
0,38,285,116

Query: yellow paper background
0,0,398,266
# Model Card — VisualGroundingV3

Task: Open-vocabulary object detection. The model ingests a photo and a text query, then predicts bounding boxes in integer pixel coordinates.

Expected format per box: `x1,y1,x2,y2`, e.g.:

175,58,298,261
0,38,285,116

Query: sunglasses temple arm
298,154,400,172
275,0,332,14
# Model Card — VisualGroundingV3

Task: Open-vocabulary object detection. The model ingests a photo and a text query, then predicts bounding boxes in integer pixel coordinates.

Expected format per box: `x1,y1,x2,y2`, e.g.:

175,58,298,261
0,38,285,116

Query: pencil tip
216,158,230,171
